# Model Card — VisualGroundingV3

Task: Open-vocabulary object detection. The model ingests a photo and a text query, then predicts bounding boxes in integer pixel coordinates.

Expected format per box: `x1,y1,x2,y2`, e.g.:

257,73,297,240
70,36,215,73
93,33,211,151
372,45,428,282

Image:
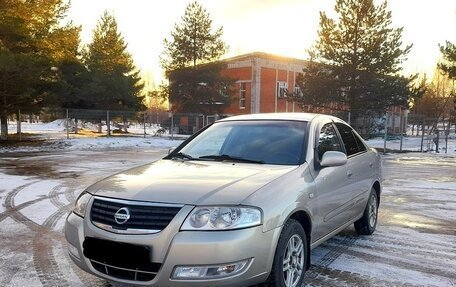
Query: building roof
222,52,310,65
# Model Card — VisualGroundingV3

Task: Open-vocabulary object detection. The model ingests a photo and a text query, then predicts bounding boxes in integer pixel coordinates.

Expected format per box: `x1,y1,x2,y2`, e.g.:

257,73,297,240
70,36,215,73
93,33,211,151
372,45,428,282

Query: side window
317,123,342,160
335,123,365,156
353,131,367,153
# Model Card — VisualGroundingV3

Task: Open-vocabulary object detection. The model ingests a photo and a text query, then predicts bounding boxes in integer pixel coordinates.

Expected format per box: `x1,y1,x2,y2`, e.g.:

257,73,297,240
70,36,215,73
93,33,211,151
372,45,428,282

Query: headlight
181,206,262,230
73,191,91,218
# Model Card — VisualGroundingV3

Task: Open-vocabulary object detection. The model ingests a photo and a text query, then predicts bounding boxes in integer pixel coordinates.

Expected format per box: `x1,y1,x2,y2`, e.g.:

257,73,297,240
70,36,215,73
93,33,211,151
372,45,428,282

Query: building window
294,85,303,97
240,82,246,109
276,81,288,98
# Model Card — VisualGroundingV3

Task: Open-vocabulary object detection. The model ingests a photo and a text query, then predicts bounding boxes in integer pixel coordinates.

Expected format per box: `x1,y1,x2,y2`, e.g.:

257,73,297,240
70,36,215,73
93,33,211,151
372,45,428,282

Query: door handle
347,170,353,178
369,162,373,168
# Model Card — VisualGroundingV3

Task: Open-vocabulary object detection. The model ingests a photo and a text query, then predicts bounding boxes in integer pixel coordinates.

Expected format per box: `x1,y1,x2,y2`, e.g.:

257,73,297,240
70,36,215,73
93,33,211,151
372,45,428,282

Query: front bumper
65,209,281,287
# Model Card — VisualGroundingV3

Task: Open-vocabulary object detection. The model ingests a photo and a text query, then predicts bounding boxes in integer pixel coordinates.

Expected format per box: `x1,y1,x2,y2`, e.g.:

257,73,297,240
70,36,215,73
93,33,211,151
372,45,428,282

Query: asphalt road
0,150,455,287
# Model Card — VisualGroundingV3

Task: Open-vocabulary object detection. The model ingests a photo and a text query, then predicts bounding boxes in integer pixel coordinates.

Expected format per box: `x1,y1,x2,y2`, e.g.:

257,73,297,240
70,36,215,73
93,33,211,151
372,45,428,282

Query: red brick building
221,52,309,115
220,52,406,134
170,52,407,135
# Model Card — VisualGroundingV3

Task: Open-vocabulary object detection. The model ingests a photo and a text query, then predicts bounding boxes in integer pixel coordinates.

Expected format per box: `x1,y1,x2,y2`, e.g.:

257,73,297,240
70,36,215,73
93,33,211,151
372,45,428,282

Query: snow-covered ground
0,136,184,153
3,119,456,155
366,135,456,154
1,119,186,153
0,149,454,286
7,119,170,136
7,119,67,134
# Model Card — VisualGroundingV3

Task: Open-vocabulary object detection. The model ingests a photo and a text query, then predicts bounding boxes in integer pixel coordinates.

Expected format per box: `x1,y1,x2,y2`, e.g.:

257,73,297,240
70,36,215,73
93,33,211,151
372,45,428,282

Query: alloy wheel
282,234,304,287
368,194,378,228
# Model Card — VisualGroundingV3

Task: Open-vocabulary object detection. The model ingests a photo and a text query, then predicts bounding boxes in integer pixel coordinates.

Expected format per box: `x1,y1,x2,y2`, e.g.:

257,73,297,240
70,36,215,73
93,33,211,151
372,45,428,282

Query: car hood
87,159,297,205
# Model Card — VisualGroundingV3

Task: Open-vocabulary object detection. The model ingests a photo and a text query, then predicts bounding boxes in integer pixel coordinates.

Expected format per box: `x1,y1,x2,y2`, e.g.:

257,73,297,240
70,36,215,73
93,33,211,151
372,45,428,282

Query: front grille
84,237,160,282
90,197,182,234
91,260,158,281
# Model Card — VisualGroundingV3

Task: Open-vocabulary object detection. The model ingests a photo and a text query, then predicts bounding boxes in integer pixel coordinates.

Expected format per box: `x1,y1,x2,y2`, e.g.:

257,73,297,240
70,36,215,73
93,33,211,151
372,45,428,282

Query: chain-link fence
3,107,455,153
3,109,226,140
5,108,164,140
299,104,456,153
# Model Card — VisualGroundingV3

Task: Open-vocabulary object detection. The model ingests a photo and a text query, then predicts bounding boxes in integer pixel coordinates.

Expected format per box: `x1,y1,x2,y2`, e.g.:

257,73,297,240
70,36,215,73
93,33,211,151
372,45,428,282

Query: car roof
217,112,336,123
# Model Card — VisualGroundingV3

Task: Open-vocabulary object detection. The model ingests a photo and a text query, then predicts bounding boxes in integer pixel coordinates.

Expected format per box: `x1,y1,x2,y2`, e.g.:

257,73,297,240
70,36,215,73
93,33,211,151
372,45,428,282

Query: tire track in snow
305,265,412,287
315,236,358,268
42,203,72,230
3,181,72,287
330,235,456,262
49,183,67,208
1,181,41,224
324,241,456,281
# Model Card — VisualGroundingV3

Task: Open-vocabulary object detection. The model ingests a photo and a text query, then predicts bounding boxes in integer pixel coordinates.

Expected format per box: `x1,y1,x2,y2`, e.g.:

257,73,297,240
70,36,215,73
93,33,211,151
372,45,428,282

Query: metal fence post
383,112,388,154
171,113,174,140
106,110,110,137
399,109,403,151
66,109,69,140
420,120,425,152
18,109,22,141
434,129,440,153
143,112,146,138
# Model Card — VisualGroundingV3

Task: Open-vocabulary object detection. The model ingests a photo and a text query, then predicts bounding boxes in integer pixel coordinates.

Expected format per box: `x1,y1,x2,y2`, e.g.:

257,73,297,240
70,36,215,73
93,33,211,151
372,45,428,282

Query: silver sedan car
65,113,382,287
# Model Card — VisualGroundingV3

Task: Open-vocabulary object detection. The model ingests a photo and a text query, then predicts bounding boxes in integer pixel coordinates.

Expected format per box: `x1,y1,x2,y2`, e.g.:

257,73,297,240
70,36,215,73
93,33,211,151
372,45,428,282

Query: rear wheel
354,188,379,235
264,219,307,287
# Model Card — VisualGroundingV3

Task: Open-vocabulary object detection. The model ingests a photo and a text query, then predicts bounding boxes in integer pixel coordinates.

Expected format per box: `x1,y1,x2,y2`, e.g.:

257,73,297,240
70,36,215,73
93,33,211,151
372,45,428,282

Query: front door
313,123,354,240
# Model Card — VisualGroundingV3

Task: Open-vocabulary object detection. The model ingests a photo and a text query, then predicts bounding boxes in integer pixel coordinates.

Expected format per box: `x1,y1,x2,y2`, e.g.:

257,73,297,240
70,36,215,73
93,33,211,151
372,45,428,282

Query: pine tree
437,42,456,132
83,11,144,110
161,1,233,114
0,0,81,140
297,0,414,134
438,41,456,80
161,1,226,72
292,52,339,110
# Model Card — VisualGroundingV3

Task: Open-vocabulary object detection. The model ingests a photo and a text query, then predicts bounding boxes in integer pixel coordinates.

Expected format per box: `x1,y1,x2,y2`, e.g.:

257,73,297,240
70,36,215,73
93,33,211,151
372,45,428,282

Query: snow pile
8,120,169,136
8,119,66,133
0,136,183,153
366,136,456,154
62,137,182,151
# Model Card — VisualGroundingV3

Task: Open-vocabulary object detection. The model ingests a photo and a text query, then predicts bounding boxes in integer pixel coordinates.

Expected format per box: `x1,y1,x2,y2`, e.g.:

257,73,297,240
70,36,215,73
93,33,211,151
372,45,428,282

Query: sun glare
68,0,456,85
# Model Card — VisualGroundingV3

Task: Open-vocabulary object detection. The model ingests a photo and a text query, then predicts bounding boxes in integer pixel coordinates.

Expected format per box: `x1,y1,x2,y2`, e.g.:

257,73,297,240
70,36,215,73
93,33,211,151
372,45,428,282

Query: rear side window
335,123,366,156
317,123,343,160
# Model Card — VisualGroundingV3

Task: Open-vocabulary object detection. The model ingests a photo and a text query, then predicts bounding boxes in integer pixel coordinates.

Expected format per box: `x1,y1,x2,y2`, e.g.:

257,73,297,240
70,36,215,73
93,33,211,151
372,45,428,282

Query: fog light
172,259,251,280
68,243,80,259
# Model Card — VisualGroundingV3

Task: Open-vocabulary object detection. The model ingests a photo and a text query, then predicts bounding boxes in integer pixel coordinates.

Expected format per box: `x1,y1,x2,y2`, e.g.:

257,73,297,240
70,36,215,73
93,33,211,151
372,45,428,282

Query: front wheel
354,188,379,235
264,219,307,287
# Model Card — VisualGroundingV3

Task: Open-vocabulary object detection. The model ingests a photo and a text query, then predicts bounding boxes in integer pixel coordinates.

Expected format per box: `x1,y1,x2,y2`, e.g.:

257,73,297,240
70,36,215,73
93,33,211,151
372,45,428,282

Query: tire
354,188,379,235
263,219,307,287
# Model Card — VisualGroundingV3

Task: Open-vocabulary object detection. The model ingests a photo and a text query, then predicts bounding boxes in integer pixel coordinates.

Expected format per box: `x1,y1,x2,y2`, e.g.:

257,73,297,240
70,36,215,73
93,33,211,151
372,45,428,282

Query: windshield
174,120,307,165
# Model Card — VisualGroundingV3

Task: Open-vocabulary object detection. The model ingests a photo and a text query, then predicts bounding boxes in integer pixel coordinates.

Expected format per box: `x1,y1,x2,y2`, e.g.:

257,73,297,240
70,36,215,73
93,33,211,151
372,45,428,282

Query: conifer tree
161,1,234,114
296,0,414,134
0,0,81,140
83,11,144,110
438,41,456,80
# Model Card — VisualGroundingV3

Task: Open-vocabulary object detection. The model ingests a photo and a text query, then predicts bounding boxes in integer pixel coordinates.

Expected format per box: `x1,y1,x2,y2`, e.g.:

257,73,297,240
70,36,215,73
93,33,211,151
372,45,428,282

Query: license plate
83,237,151,269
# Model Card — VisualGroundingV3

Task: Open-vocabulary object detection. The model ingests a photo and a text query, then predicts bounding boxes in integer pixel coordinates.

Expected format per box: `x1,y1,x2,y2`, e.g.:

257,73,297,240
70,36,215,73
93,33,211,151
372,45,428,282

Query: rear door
334,122,372,219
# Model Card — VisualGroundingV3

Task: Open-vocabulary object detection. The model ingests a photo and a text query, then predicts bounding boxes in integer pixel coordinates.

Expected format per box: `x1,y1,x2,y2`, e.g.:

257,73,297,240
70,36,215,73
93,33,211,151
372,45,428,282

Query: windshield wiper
172,152,196,160
199,154,264,164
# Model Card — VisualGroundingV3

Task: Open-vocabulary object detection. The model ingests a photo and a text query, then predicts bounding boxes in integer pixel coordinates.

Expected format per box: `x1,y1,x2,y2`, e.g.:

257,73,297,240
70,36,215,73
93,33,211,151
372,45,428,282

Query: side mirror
320,151,347,167
168,148,174,155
